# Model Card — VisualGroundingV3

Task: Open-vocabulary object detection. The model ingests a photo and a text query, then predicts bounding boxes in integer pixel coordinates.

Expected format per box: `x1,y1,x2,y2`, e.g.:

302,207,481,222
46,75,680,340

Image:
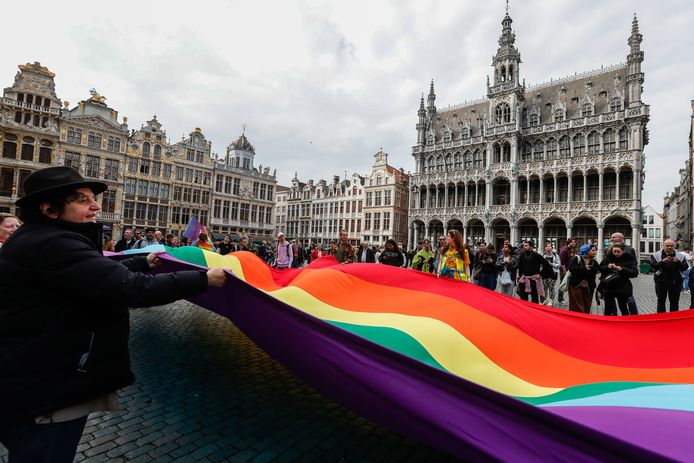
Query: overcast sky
2,0,691,210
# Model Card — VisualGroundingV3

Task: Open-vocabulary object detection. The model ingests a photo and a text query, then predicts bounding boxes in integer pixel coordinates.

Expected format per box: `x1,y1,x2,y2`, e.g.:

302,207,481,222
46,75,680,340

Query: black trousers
517,280,539,304
0,416,88,463
655,280,682,313
604,293,635,316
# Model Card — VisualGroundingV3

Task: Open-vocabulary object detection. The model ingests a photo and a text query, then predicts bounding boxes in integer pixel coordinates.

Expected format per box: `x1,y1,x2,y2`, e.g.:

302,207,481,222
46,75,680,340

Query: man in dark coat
516,240,546,303
114,227,136,252
0,167,229,462
650,239,689,312
356,241,376,263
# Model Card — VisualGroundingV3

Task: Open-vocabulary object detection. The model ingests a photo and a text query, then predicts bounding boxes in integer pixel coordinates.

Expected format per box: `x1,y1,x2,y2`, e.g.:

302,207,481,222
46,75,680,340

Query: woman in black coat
567,243,600,314
378,239,404,267
0,167,229,463
599,243,639,316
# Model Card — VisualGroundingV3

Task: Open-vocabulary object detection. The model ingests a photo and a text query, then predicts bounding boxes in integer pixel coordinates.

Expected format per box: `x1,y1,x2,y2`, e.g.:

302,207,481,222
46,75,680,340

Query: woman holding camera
599,243,638,316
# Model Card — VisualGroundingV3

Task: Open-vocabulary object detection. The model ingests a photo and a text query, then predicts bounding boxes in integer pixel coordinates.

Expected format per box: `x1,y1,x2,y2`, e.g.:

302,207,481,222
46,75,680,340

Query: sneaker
545,299,553,306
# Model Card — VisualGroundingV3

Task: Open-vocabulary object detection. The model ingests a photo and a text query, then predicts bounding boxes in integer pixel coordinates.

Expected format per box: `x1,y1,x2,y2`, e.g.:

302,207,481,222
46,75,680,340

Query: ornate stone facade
210,132,277,240
274,185,290,236
0,62,61,212
408,13,649,260
122,116,175,233
363,149,410,246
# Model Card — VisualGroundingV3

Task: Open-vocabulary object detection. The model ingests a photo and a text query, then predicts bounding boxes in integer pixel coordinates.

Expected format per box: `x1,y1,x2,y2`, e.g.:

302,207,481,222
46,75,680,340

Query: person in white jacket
541,242,561,306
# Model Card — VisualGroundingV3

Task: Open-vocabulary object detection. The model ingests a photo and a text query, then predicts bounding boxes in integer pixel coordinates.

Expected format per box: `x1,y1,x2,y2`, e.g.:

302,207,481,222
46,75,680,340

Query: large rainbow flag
124,247,694,462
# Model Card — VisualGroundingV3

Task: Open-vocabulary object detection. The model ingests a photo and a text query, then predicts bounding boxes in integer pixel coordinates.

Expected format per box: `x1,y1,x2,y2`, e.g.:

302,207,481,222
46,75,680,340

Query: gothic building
408,12,649,259
210,131,277,240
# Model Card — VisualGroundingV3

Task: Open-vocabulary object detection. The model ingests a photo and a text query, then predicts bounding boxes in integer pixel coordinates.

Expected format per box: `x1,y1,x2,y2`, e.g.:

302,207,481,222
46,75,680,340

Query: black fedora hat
16,166,108,208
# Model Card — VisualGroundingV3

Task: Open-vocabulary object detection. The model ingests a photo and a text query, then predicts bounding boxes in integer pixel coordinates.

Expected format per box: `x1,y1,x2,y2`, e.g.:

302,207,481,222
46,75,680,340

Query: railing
97,212,120,222
3,97,60,115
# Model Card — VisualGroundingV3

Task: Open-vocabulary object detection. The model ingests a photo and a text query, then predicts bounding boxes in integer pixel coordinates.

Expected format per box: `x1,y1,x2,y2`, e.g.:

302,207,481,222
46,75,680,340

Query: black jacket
568,255,599,290
356,247,376,263
599,252,638,295
114,237,136,252
379,249,404,267
0,218,209,424
475,251,497,275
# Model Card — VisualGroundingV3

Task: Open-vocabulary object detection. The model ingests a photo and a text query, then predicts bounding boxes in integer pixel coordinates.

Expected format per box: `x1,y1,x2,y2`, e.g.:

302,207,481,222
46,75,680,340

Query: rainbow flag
137,248,694,461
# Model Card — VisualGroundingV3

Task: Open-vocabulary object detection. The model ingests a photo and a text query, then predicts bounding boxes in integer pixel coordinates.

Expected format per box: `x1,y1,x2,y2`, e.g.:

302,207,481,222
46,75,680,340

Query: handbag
600,271,620,289
499,269,513,286
557,255,580,293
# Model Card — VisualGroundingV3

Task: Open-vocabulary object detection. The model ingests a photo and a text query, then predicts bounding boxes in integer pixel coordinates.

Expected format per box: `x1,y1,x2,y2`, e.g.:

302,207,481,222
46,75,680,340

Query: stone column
597,225,604,261
566,226,572,240
511,176,518,207
539,177,544,205
553,176,558,203
463,226,468,244
527,178,531,203
475,183,479,206
510,224,518,246
632,224,640,262
567,175,573,202
598,170,604,204
485,180,492,209
435,188,439,209
538,225,544,248
583,174,587,202
464,182,469,208
444,186,449,210
615,170,620,201
454,184,459,208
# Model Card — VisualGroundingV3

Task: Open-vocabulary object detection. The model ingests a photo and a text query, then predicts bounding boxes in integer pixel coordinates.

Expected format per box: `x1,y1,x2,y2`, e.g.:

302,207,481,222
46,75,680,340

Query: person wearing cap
0,167,229,462
275,232,292,269
567,243,599,313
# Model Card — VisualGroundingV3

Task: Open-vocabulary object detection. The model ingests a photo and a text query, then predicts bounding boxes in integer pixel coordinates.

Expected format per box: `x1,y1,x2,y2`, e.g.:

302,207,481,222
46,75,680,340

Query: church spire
626,13,644,107
416,93,427,145
489,5,521,94
426,80,436,117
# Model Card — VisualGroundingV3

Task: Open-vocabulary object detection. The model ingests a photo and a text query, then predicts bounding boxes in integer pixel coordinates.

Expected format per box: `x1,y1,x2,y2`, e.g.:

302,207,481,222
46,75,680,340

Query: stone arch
517,217,539,246
491,218,510,250
571,216,598,247
466,218,485,245
543,217,567,249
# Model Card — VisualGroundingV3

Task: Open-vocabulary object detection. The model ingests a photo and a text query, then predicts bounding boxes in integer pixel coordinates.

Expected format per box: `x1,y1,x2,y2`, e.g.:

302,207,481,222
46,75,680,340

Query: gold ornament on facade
18,62,55,78
88,88,107,105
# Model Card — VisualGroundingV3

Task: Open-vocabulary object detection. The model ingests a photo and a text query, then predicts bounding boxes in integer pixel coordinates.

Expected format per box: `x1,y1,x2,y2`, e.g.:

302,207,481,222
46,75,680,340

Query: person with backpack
133,227,159,249
275,232,293,270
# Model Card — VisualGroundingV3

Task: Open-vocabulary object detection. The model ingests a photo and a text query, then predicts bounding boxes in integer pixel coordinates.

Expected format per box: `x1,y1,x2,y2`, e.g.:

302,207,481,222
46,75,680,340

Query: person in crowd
411,239,435,273
154,230,163,244
0,213,20,250
476,243,498,291
237,237,251,252
133,228,142,243
541,242,561,306
609,232,639,313
497,239,510,258
405,245,417,269
650,239,689,312
374,245,382,263
379,239,404,267
567,243,599,313
0,167,228,463
133,227,159,249
516,240,546,303
114,228,136,252
397,242,408,268
275,232,292,270
257,240,268,262
217,235,235,256
164,233,178,248
599,242,638,316
438,230,471,281
356,241,375,263
332,230,354,264
309,243,321,262
102,236,115,252
682,246,693,295
472,241,487,284
558,238,577,305
433,235,446,272
496,243,518,297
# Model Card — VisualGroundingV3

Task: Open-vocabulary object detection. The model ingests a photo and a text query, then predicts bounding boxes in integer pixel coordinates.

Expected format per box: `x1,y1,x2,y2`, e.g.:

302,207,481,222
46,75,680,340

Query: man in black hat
0,167,230,462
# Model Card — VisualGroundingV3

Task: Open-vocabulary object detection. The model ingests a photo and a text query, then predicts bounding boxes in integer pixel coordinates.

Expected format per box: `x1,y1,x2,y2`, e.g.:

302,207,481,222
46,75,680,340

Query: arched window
426,132,435,145
581,103,593,117
553,108,564,122
21,136,35,161
436,155,444,172
587,131,599,154
502,142,511,162
559,136,570,157
573,133,585,155
445,154,453,171
508,65,514,81
460,127,470,139
473,149,483,168
528,114,539,126
39,139,53,164
609,97,622,112
532,141,544,160
602,129,616,152
2,133,17,159
520,142,531,162
154,144,162,159
495,103,511,124
463,151,472,170
546,138,557,159
142,142,151,158
454,152,462,169
426,156,435,173
618,127,629,150
500,65,506,82
493,143,502,163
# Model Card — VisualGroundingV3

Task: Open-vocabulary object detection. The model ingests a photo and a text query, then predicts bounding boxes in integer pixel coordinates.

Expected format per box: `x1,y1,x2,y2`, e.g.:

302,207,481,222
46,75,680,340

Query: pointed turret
426,80,436,117
626,14,644,107
416,93,427,145
488,7,522,100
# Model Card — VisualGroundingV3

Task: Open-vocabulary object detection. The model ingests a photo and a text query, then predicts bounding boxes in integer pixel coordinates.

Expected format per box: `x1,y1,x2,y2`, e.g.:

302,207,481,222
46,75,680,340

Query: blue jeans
0,416,87,463
479,273,497,291
684,268,691,291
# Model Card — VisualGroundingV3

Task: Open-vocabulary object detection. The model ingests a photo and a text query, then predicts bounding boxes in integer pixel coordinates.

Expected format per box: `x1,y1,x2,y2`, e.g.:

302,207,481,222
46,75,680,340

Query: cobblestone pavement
1,274,688,463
